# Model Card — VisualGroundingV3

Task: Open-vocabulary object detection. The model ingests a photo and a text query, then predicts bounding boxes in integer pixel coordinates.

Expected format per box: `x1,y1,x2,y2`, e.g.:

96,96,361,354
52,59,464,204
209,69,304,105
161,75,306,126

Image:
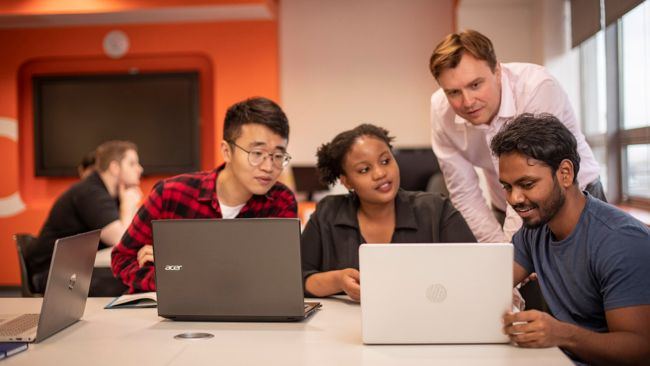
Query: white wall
455,0,582,206
458,0,582,122
535,0,582,123
458,0,538,63
280,0,453,164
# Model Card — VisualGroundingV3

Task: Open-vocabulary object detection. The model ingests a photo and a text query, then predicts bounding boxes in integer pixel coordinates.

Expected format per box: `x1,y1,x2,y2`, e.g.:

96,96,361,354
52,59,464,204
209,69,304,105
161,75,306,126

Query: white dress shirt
430,62,600,242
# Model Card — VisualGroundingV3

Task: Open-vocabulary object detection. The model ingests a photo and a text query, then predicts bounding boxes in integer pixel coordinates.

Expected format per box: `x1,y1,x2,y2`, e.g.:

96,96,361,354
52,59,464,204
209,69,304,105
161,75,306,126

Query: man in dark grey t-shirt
490,114,650,365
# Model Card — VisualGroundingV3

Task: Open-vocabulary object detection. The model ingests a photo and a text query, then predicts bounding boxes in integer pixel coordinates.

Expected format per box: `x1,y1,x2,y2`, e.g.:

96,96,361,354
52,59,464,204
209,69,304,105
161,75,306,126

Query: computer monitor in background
292,165,329,201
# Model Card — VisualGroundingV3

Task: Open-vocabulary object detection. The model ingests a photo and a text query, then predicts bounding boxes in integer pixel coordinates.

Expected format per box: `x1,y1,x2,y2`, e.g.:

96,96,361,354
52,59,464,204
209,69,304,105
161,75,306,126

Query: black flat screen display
33,72,200,176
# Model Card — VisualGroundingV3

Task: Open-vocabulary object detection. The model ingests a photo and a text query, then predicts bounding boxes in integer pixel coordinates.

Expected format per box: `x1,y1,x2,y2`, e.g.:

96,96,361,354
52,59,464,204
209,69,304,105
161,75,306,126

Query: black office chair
393,148,449,196
13,233,42,297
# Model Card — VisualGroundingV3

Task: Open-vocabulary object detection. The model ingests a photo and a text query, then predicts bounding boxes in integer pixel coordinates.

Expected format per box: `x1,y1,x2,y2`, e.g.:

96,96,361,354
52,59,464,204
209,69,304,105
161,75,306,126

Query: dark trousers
585,178,607,202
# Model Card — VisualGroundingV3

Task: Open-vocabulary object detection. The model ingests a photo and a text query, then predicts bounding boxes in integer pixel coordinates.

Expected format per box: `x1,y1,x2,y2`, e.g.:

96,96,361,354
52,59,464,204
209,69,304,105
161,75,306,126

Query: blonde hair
429,29,497,79
94,140,137,172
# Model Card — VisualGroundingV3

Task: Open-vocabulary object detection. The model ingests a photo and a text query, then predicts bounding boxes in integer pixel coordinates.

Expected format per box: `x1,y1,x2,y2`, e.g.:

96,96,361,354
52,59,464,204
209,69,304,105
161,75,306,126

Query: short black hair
317,124,394,186
223,97,289,142
490,113,580,183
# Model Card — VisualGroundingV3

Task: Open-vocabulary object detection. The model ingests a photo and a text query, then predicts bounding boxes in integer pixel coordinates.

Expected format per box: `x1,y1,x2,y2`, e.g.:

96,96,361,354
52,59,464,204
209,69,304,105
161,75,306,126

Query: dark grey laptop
0,230,100,342
152,218,320,322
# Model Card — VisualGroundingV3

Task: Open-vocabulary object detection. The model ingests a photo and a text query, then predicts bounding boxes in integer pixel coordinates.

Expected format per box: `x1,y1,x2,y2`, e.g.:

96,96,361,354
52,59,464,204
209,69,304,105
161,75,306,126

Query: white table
0,297,573,365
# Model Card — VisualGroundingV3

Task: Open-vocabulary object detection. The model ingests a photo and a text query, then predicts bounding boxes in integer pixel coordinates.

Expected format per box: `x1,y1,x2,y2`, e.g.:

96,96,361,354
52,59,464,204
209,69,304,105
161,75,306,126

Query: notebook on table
152,218,320,322
0,342,28,359
359,243,513,344
0,230,100,343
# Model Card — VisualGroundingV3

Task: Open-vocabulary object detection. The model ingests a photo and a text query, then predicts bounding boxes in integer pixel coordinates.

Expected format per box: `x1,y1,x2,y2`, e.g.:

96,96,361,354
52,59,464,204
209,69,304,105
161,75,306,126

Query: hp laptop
360,243,513,344
0,230,100,342
152,218,320,321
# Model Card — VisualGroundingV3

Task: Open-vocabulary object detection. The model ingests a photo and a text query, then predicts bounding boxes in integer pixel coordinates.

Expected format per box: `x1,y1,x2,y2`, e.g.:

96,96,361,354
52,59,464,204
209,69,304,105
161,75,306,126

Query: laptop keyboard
0,314,39,336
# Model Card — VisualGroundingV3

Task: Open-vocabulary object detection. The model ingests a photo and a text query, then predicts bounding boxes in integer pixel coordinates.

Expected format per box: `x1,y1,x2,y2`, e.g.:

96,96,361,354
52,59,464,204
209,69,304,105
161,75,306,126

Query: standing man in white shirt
428,29,604,242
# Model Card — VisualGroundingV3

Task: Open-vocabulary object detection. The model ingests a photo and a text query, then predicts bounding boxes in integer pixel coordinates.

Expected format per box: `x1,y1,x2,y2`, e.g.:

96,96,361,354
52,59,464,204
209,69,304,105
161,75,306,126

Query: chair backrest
393,148,443,191
13,233,42,297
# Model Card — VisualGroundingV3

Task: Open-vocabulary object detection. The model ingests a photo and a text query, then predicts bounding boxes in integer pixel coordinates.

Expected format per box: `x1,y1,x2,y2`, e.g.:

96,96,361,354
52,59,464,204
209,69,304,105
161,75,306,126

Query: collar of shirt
332,190,419,231
195,163,277,216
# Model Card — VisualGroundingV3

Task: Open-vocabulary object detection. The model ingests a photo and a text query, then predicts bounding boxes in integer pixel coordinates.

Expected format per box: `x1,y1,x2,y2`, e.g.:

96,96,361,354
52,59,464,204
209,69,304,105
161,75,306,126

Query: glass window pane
621,1,650,130
580,31,607,135
625,144,650,199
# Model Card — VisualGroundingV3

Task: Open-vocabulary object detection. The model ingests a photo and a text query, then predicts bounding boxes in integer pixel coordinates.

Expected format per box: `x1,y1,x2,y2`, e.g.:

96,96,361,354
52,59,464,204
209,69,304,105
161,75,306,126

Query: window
580,30,608,191
621,2,650,130
620,2,650,202
579,1,650,206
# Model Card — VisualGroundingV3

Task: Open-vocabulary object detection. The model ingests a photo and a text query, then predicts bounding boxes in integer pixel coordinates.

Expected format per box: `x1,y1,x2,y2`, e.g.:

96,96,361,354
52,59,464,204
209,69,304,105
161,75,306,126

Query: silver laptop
360,243,513,344
0,230,100,342
152,218,321,321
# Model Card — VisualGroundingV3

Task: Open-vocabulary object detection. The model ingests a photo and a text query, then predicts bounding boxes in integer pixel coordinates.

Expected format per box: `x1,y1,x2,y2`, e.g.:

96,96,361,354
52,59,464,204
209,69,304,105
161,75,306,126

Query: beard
516,177,566,229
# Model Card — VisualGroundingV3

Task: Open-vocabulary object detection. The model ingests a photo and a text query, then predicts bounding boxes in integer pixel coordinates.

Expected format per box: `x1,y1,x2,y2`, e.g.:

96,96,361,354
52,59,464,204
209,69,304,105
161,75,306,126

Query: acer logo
164,265,183,271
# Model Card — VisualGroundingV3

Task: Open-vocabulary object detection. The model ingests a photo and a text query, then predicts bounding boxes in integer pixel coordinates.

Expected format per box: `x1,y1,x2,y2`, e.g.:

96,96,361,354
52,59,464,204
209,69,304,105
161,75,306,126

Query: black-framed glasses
229,141,292,168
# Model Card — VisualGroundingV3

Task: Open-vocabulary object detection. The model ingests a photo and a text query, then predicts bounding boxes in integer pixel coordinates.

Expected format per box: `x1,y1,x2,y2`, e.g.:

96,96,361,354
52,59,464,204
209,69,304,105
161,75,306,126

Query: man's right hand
119,184,143,213
137,244,154,268
338,268,361,301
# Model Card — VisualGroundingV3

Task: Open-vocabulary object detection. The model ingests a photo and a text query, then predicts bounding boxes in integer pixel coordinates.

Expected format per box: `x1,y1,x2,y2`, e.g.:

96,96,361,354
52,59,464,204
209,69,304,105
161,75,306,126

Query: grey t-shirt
513,193,650,333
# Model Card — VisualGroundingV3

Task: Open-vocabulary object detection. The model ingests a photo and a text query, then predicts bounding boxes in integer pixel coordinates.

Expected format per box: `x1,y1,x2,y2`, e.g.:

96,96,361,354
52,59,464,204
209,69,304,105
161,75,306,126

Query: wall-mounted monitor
33,72,200,176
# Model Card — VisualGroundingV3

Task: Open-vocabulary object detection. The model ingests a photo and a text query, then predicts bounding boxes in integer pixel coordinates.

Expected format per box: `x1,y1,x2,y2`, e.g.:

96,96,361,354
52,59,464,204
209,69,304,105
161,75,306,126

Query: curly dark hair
316,124,394,186
490,113,580,183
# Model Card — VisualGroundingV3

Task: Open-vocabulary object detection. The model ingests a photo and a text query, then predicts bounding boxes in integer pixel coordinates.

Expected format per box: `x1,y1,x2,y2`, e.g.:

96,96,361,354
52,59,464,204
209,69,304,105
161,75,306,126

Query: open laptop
152,218,321,321
0,230,100,342
359,243,513,344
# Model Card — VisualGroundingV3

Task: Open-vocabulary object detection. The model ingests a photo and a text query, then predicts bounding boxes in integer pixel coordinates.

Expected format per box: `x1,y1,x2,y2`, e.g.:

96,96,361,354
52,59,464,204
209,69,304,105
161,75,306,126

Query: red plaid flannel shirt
111,165,297,293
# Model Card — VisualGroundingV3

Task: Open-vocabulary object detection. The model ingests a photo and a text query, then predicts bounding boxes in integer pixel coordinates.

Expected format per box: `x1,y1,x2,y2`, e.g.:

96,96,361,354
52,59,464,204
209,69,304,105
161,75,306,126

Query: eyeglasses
228,141,292,169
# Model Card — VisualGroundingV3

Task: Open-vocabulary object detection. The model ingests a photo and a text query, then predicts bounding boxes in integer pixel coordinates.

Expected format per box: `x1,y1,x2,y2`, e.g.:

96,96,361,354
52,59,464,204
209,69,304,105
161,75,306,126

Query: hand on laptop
512,287,525,311
339,268,360,301
519,272,538,287
137,244,154,267
502,310,567,348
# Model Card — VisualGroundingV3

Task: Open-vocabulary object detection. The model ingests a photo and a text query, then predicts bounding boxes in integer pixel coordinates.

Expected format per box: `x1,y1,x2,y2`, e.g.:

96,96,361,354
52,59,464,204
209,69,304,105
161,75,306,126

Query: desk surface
0,297,572,365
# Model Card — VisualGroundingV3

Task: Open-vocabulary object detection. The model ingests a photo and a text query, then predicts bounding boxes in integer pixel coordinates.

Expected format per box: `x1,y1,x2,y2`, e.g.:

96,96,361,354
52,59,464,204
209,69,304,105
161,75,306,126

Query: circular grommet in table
174,332,214,340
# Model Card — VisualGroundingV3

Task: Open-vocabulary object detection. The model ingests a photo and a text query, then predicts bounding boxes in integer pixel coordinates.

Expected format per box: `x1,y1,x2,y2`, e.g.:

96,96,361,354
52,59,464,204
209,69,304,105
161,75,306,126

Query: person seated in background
491,114,650,365
78,150,96,179
30,140,143,294
111,96,297,293
301,124,476,301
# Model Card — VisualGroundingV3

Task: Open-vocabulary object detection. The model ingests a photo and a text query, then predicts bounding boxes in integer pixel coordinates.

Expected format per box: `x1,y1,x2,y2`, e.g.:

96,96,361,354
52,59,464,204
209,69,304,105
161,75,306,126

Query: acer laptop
359,243,513,344
152,218,320,321
0,230,100,342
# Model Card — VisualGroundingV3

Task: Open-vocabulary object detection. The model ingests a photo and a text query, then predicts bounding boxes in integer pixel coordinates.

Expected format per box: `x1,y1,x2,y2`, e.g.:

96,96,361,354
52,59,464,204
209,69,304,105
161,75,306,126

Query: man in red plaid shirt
111,97,297,293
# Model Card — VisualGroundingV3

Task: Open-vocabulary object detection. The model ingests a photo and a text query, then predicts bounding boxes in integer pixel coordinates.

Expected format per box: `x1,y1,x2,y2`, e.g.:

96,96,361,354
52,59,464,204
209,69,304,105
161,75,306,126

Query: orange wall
0,19,279,285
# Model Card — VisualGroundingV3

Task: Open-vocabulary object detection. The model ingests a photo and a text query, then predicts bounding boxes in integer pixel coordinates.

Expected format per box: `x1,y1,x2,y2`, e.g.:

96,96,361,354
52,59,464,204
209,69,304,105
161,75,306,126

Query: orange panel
0,19,279,285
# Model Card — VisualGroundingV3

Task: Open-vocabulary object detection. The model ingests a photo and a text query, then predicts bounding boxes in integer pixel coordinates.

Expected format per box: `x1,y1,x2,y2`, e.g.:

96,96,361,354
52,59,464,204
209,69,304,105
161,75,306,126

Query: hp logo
425,283,447,303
